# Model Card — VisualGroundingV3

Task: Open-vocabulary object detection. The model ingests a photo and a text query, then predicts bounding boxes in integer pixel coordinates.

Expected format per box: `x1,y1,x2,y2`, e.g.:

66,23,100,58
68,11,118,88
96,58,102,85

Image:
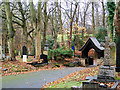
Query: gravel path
2,67,85,88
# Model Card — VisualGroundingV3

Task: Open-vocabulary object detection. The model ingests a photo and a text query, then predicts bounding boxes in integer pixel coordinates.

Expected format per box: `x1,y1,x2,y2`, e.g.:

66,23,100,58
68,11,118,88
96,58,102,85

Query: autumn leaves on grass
43,66,99,88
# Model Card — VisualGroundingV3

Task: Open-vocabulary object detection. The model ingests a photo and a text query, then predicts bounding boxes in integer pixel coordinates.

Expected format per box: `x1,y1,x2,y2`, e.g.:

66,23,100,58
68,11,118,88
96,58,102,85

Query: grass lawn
47,80,86,88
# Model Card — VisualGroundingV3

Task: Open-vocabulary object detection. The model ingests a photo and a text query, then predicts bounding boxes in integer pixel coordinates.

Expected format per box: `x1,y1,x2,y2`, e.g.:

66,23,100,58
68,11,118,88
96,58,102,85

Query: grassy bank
43,66,99,88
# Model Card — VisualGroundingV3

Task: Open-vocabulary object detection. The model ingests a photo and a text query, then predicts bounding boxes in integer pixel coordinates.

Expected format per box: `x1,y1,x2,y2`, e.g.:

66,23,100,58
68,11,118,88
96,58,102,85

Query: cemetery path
2,67,85,88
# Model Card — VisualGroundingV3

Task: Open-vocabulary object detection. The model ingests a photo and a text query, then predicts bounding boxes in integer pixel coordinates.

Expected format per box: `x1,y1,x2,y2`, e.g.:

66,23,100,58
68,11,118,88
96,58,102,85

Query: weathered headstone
98,36,115,80
22,46,27,55
22,46,27,62
40,54,48,63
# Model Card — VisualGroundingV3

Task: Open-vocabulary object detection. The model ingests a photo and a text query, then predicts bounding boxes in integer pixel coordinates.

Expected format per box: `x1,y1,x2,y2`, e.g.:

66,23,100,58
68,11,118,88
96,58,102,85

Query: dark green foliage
53,63,60,68
48,39,54,49
95,27,108,42
107,2,116,40
71,35,84,48
48,47,73,60
41,38,59,51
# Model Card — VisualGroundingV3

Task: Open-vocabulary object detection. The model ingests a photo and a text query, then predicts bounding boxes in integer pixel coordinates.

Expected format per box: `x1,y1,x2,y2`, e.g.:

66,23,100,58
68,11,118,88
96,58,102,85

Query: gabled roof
79,37,104,52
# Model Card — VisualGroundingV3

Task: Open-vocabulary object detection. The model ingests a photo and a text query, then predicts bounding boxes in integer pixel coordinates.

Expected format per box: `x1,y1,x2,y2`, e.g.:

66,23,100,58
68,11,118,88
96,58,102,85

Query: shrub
48,47,73,61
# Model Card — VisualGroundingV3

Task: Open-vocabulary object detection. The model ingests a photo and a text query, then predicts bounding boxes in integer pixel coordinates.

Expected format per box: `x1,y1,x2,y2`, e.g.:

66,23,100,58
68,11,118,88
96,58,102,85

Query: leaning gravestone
22,46,27,62
98,36,115,81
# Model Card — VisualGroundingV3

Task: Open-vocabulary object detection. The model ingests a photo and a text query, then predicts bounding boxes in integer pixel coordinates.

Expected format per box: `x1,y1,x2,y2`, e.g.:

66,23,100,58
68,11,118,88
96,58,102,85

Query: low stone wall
80,58,86,66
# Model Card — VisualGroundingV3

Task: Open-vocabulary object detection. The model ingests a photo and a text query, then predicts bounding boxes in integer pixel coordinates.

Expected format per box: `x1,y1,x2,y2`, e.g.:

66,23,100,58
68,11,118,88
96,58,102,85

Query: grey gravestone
98,36,115,80
21,46,27,58
22,46,27,55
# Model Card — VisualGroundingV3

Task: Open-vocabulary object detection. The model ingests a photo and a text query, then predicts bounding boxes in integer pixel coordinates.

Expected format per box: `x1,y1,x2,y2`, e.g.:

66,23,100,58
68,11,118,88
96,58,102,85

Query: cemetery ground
1,54,84,76
1,56,67,76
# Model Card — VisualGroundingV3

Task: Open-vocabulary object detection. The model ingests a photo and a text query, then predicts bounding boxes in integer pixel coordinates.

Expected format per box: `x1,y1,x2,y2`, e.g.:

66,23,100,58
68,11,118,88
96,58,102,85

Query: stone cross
100,36,115,66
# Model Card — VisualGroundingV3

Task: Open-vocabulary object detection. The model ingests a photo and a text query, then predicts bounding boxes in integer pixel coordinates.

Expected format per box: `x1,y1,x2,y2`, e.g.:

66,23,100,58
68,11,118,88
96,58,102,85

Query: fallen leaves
43,66,99,88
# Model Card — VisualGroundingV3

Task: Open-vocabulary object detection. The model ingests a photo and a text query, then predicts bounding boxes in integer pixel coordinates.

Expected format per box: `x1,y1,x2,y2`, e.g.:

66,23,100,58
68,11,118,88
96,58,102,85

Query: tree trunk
82,3,89,40
114,0,120,72
18,2,28,47
5,2,16,61
69,20,72,49
69,3,78,49
42,2,48,54
95,3,99,28
30,0,41,58
35,0,42,58
102,0,105,27
92,2,95,35
56,1,64,47
53,4,57,50
76,16,80,50
30,0,35,56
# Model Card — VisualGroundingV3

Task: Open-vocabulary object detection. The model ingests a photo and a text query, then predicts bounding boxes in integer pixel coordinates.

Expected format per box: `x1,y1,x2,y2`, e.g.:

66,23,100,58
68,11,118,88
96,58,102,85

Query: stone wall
80,58,104,67
80,58,86,66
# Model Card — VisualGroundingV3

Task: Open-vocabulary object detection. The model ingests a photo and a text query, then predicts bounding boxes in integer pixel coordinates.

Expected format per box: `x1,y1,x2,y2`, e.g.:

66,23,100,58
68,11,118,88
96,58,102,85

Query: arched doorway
88,57,93,65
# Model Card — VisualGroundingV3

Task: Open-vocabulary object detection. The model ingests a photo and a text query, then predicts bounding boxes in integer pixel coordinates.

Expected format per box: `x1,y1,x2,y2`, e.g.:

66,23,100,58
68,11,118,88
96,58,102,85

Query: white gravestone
23,55,27,62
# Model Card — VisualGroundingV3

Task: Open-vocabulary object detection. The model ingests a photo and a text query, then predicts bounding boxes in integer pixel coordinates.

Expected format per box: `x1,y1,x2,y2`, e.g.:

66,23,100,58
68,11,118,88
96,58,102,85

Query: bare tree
65,1,78,49
56,1,65,47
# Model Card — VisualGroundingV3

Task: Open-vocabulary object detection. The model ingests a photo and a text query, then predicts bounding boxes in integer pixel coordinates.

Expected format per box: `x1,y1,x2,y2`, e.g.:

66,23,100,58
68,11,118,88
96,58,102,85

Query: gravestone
98,36,115,81
28,48,31,55
22,46,27,62
83,82,99,88
40,54,48,63
22,46,27,55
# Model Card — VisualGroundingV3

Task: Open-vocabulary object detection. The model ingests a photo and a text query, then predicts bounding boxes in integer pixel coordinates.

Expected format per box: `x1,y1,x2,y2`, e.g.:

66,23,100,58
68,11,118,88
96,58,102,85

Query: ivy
106,2,116,41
